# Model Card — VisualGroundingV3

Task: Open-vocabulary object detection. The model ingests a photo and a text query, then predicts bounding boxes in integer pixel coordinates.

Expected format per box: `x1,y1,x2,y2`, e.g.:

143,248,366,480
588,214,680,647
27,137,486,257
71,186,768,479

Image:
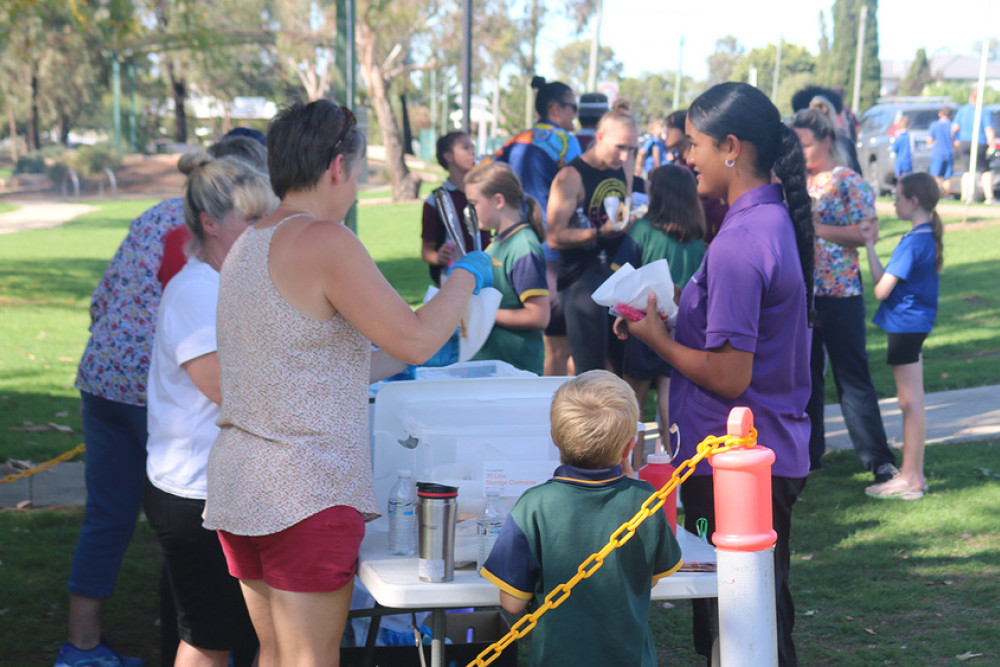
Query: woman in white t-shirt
145,152,277,667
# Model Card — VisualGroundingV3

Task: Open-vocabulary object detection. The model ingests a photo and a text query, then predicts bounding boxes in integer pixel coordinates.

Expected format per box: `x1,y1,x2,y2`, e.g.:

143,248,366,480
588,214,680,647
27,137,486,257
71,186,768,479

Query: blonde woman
145,153,278,666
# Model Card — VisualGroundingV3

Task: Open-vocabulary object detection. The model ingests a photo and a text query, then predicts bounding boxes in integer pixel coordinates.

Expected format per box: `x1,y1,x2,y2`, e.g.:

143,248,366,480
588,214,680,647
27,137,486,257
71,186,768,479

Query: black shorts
621,335,672,381
143,482,258,651
956,142,989,170
886,332,928,366
544,260,567,337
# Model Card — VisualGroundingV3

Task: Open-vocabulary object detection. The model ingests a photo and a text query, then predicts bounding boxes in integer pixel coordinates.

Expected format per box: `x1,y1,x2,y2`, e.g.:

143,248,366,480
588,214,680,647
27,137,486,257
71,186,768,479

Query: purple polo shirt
669,184,811,479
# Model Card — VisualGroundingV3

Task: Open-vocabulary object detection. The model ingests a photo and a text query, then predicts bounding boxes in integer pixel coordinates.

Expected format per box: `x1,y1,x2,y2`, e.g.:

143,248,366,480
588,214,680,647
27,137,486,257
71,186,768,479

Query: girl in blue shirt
863,172,943,500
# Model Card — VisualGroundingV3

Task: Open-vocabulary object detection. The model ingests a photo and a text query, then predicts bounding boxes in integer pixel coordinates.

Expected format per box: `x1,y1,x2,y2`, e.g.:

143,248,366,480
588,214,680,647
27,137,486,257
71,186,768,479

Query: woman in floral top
59,196,184,667
792,109,899,488
59,134,268,667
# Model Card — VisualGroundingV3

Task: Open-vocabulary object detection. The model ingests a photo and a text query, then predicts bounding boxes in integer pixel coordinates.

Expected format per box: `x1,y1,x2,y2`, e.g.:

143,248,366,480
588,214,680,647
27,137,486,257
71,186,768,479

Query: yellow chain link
0,443,86,485
466,428,757,667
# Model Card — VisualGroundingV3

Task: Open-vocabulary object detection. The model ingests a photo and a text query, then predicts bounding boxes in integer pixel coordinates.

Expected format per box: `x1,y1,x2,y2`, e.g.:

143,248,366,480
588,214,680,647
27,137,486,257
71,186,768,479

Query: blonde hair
464,161,544,241
597,101,637,133
792,108,845,168
178,152,278,257
550,370,639,469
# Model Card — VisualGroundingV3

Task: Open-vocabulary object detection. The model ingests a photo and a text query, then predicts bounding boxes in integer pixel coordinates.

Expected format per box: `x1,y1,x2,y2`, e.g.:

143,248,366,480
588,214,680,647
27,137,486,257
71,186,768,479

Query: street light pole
586,0,605,92
852,5,867,114
461,0,473,134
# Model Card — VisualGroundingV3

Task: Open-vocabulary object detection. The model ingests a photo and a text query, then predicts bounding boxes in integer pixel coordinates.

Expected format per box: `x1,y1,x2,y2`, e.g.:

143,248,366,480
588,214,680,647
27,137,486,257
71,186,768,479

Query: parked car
948,104,1000,201
856,97,957,195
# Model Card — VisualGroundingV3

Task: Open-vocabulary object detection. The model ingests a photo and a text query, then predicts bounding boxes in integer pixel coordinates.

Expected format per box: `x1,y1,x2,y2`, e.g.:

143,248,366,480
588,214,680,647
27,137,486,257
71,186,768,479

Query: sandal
865,476,924,500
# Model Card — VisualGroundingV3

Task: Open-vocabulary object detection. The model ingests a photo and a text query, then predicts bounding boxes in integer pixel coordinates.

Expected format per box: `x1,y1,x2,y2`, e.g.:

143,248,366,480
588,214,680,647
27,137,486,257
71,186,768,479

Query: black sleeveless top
556,157,628,290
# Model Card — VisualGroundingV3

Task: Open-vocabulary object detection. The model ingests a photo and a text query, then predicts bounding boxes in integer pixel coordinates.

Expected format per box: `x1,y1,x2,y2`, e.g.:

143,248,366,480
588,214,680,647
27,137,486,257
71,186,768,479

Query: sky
530,0,998,83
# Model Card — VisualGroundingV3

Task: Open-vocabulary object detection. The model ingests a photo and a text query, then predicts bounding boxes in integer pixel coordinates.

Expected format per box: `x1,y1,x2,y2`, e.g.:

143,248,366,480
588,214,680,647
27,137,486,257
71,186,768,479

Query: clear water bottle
476,488,507,572
387,469,417,556
569,206,589,229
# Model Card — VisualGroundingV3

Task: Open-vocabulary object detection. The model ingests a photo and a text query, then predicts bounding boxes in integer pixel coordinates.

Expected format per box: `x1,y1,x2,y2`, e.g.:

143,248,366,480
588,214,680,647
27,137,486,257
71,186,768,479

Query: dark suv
856,97,957,195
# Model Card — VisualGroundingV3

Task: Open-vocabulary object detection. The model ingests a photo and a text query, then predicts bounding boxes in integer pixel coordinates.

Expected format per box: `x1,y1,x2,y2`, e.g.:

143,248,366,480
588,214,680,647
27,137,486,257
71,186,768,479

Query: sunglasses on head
332,105,357,152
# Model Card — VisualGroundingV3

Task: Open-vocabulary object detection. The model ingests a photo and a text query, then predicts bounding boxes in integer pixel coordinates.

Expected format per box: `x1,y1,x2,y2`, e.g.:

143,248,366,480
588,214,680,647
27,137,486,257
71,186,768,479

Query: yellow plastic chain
0,443,86,485
467,428,757,667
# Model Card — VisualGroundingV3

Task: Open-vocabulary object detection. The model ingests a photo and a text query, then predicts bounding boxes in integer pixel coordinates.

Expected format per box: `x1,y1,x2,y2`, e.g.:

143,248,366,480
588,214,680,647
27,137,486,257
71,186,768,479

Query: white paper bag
591,260,677,324
424,284,502,362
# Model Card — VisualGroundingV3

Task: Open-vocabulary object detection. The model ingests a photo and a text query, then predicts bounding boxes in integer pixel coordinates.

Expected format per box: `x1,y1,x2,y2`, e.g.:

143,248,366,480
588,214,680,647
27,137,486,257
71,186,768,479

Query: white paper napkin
591,260,677,325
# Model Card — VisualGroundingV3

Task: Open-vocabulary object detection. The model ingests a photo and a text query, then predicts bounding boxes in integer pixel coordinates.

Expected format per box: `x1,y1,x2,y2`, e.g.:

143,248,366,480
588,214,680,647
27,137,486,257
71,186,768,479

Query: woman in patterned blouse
792,109,900,487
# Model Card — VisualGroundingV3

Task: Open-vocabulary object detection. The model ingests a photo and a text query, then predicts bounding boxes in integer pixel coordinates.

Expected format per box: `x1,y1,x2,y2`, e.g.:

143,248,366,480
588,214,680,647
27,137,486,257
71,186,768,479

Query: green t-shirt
482,464,683,667
472,223,548,374
619,217,706,287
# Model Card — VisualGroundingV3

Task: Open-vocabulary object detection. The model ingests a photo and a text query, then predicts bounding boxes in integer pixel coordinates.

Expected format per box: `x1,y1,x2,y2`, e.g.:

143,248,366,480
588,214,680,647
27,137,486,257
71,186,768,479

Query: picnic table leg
430,608,446,667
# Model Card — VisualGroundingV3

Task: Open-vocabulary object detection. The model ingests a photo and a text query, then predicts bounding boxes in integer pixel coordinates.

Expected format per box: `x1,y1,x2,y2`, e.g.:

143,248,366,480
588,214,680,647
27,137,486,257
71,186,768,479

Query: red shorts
217,506,365,592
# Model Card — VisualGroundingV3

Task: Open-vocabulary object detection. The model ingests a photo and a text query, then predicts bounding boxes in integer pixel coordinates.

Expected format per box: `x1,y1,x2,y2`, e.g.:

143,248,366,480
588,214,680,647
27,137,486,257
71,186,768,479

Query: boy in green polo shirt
481,370,682,666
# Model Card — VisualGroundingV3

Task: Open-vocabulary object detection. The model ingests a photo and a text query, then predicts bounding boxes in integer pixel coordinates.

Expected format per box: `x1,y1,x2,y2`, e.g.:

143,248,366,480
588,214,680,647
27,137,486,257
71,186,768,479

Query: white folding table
354,526,718,667
359,370,719,666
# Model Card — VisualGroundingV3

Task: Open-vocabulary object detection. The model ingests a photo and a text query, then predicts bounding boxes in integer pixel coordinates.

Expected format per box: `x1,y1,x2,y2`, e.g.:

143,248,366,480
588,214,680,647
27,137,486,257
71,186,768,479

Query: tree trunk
358,24,418,201
29,67,40,151
8,105,18,162
166,58,187,144
400,93,413,156
59,111,71,145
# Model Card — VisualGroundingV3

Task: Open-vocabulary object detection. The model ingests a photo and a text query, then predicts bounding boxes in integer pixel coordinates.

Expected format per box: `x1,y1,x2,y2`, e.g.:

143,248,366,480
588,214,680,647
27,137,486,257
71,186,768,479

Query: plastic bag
591,260,677,326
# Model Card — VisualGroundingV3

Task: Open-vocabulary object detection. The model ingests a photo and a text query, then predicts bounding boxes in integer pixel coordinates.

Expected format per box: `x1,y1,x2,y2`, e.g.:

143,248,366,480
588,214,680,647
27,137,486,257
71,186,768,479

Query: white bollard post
717,549,777,666
711,407,778,667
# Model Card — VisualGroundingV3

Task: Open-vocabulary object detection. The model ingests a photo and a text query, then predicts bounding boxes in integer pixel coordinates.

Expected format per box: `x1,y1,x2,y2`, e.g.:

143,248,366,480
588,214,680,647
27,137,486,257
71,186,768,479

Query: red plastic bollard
710,407,777,552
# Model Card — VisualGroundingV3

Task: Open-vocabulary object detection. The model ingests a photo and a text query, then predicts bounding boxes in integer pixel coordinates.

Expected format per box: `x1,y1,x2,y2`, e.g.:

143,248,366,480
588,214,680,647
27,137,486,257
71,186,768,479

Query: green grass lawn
0,197,998,663
2,442,997,664
1,200,998,463
0,202,17,214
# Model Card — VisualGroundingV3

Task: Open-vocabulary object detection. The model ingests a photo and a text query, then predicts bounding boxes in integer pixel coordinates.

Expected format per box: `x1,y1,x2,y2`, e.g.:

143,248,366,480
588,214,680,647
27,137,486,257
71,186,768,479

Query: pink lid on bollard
727,406,754,437
711,408,778,552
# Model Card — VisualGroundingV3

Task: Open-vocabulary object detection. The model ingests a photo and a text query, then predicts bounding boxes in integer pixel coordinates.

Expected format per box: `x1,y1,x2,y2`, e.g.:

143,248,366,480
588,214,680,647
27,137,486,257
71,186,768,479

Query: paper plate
458,287,502,362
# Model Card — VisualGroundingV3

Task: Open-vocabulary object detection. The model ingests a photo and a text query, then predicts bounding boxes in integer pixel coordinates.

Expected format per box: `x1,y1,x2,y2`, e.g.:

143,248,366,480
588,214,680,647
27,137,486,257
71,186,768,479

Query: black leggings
680,474,807,667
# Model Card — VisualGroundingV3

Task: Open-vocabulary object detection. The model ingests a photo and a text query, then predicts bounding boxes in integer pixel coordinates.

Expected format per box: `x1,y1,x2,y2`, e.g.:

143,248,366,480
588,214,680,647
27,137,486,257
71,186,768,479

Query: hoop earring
725,159,736,168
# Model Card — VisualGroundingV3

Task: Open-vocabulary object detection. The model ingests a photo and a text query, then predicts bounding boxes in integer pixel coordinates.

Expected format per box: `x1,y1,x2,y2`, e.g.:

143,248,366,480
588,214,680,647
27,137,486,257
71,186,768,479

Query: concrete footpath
0,202,96,234
2,384,998,509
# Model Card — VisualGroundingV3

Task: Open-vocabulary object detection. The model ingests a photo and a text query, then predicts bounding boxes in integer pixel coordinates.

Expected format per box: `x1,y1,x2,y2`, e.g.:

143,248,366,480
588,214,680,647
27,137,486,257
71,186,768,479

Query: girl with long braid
623,82,813,666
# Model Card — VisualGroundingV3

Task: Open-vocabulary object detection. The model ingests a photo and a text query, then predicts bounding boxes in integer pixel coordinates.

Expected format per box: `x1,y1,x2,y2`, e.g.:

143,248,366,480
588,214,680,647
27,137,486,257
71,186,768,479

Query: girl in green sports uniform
465,162,550,375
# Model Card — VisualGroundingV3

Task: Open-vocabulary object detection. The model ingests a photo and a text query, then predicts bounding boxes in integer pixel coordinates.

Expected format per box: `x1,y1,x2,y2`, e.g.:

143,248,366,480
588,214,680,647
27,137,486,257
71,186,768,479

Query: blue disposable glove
384,364,417,382
449,250,494,295
422,330,460,367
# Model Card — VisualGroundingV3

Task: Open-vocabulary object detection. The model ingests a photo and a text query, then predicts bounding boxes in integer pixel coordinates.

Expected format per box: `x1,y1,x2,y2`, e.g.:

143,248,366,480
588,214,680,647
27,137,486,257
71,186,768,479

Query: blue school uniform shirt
873,223,939,334
892,131,913,177
641,136,667,175
927,119,953,161
954,103,994,143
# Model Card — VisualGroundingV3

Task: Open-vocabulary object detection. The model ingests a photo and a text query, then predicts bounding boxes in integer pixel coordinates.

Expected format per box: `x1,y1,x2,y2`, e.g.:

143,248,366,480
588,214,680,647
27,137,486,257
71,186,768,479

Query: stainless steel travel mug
417,482,458,582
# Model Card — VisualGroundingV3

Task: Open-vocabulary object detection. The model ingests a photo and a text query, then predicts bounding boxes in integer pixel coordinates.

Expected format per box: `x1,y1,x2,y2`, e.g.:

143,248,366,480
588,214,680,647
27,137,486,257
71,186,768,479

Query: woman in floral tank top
206,100,494,666
793,110,899,487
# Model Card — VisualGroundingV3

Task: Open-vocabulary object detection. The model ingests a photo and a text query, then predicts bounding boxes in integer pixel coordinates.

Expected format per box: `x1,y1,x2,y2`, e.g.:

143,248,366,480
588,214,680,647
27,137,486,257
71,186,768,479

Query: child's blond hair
550,370,639,469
